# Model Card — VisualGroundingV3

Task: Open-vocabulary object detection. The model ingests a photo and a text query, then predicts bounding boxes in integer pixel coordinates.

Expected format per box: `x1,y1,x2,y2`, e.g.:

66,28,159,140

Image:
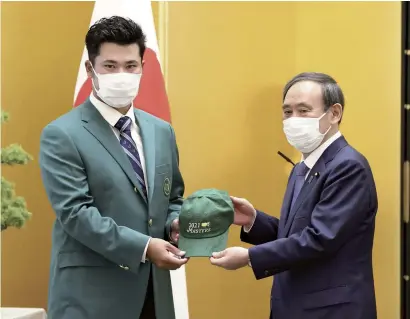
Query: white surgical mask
283,112,331,154
91,67,142,108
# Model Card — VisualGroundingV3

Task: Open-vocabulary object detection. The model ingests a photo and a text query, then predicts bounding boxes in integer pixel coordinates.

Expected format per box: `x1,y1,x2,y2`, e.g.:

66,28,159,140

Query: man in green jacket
39,16,187,319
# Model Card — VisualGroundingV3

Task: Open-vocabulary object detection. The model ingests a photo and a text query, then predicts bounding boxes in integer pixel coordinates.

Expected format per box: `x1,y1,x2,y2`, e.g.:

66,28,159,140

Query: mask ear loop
89,63,108,105
318,110,332,135
89,64,100,93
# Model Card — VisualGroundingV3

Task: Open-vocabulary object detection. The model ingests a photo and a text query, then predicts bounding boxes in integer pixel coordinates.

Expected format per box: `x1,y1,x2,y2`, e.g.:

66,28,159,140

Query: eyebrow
282,102,313,109
103,60,118,64
103,60,140,64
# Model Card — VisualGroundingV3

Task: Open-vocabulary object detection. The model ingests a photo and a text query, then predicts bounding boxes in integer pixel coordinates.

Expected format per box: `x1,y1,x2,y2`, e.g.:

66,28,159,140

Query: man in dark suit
210,72,378,319
39,16,188,319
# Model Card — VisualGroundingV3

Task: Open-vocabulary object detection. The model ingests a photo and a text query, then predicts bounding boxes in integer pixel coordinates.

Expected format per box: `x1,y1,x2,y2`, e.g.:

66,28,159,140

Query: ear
85,60,93,78
142,59,145,68
330,103,343,124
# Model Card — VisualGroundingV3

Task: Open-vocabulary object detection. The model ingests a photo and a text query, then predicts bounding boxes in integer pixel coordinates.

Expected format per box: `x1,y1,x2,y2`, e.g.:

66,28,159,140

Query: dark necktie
114,116,147,196
290,162,309,209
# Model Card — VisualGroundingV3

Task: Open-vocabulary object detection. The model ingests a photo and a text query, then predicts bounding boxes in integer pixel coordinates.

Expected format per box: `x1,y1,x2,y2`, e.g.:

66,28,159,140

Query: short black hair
283,72,345,123
85,16,146,64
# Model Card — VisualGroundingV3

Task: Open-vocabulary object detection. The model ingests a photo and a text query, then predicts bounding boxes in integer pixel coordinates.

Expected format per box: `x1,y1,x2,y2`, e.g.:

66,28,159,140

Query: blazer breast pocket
156,163,170,175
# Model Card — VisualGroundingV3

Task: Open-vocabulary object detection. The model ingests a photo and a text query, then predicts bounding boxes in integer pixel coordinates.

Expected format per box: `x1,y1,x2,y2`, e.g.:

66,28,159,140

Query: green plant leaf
1,110,33,231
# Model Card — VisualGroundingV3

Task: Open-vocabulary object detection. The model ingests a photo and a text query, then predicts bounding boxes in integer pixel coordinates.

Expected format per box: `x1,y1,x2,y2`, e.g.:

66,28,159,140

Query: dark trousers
140,272,156,319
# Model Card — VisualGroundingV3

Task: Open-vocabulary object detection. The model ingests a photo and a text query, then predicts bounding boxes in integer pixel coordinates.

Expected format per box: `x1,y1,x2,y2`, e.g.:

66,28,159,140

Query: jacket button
119,265,129,270
264,270,270,276
148,219,153,227
134,187,138,193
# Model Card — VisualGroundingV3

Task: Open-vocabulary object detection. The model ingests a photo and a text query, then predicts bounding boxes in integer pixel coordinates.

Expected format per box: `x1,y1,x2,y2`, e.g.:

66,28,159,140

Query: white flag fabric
74,0,172,122
72,1,189,318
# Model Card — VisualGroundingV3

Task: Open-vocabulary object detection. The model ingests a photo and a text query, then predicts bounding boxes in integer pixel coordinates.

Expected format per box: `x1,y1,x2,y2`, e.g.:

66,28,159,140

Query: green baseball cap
178,189,234,257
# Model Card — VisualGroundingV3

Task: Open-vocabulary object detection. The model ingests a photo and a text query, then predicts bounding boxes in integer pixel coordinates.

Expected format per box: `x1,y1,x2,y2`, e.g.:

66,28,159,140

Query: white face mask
283,112,331,154
91,67,142,108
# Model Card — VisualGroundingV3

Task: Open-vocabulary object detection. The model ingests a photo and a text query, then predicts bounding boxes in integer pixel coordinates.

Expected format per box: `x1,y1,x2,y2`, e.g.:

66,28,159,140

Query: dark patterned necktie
290,162,309,209
114,116,147,196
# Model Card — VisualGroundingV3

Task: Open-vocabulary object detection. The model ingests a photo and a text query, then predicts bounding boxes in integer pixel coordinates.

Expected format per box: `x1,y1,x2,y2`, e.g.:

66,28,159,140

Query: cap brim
178,229,230,257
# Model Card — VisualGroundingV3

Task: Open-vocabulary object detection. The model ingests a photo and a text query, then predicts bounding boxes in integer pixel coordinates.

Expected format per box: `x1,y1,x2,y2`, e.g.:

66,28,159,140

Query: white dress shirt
244,131,342,233
90,94,151,262
303,131,342,177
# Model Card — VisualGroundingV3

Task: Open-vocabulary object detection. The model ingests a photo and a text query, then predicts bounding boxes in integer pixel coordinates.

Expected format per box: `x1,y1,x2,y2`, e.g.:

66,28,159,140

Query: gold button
148,219,153,227
119,265,129,270
134,187,138,193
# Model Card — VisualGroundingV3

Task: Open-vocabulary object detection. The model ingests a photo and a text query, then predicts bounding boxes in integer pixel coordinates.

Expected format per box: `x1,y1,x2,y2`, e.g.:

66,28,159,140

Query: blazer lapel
278,168,297,238
281,135,349,237
81,100,147,203
283,157,325,237
134,110,156,204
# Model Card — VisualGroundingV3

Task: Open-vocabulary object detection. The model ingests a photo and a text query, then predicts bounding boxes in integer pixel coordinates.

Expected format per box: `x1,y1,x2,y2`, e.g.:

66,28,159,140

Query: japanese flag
72,1,188,318
73,0,171,123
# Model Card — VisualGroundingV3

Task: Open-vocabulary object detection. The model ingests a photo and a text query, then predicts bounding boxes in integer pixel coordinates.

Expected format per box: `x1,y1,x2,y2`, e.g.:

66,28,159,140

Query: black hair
85,16,146,64
283,72,345,123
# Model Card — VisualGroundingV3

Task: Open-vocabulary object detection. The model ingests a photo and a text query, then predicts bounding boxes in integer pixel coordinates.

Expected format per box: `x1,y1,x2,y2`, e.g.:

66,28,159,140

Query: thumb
230,196,247,206
172,219,179,230
167,243,185,257
211,250,226,259
210,250,227,267
230,196,238,202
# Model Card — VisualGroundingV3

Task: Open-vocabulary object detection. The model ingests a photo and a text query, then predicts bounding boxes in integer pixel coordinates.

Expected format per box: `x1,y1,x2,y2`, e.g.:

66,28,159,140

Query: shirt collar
303,131,342,170
89,94,137,130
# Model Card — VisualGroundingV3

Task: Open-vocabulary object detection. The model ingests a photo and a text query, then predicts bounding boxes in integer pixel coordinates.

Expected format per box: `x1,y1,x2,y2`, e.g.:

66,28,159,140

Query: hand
230,196,256,228
209,247,249,270
147,238,188,270
170,218,180,244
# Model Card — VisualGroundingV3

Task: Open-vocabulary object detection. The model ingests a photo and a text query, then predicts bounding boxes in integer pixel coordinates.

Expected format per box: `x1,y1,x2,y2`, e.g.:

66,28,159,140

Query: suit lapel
81,100,147,203
281,135,348,237
282,158,325,237
134,109,156,204
278,168,297,238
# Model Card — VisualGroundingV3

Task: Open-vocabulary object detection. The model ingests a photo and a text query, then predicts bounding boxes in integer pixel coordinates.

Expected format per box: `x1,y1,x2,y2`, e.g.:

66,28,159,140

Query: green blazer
39,99,185,319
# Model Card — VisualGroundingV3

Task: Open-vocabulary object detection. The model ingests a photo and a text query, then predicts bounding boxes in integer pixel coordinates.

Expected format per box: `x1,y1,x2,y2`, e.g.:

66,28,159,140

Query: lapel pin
308,172,320,184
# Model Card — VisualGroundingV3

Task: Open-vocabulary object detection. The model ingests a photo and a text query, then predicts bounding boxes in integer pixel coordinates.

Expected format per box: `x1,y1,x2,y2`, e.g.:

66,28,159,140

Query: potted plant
1,110,32,231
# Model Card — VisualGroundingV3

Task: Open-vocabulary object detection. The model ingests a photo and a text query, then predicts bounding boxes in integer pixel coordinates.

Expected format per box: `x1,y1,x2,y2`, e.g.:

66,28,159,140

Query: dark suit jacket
241,136,378,319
